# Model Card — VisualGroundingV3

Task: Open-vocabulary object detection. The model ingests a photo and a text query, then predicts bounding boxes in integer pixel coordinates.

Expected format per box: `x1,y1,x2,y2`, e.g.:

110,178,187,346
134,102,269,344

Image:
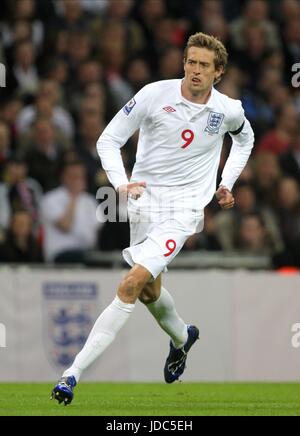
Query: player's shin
63,296,135,381
146,287,188,349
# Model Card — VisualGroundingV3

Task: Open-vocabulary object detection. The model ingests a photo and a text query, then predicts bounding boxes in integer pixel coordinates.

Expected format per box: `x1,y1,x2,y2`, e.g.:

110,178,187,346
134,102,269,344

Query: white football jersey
97,79,254,209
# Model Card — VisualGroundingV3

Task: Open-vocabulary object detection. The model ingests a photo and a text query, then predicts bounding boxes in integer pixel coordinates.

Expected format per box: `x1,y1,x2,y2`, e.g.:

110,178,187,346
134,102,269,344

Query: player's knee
118,274,145,301
139,289,157,305
139,282,160,305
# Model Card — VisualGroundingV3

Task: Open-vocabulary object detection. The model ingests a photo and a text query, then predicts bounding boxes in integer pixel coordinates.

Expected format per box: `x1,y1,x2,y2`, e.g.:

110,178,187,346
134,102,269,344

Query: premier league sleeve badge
123,98,137,116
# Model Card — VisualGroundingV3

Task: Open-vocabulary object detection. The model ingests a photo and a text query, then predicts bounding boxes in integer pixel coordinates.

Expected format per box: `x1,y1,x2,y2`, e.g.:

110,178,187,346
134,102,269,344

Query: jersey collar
175,79,216,110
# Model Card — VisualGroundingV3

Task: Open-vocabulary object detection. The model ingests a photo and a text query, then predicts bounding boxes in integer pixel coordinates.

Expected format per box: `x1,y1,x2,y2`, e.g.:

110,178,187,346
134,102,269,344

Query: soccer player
51,32,254,405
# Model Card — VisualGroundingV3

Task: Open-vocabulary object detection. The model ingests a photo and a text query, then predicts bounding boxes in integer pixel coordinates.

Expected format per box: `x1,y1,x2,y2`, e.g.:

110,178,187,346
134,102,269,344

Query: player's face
184,47,223,94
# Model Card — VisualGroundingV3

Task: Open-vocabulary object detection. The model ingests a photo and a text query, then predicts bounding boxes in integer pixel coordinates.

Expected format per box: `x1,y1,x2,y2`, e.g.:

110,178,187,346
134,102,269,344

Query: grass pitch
0,382,300,416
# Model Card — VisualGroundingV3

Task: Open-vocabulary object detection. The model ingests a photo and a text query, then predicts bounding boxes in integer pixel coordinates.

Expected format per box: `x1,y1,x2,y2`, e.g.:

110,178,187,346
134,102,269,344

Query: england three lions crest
43,282,99,368
205,112,224,134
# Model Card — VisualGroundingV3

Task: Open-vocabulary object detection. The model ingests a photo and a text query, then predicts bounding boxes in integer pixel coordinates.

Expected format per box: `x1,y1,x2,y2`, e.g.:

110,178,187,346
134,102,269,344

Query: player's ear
215,66,224,83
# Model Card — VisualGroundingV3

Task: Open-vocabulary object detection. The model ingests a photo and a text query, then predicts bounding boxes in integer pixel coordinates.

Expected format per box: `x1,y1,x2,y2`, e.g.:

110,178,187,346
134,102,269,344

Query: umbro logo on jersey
163,106,176,113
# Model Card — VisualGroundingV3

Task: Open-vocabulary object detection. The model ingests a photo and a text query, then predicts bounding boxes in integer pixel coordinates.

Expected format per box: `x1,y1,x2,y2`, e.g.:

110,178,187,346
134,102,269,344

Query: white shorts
122,187,204,279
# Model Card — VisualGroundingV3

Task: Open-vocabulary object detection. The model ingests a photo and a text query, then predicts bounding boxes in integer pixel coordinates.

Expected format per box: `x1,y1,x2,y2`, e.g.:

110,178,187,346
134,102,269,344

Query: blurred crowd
0,0,299,267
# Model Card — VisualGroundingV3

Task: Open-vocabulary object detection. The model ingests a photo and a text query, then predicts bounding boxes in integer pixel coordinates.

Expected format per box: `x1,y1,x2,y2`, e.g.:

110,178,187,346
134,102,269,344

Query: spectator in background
280,0,300,23
54,0,91,32
233,213,276,255
66,59,103,116
135,0,166,48
199,0,224,22
190,1,232,52
123,57,151,95
41,161,101,263
238,161,255,185
273,176,300,268
200,14,230,46
66,30,94,76
281,17,300,77
215,181,283,253
99,193,130,252
266,86,296,132
145,15,187,72
276,177,300,250
0,121,12,181
97,21,133,107
183,207,222,251
0,38,5,65
0,155,42,233
261,49,286,85
91,0,145,56
242,65,289,129
25,117,67,192
75,115,105,194
16,79,74,140
75,60,103,94
230,0,281,52
75,94,106,128
157,47,183,81
241,49,288,133
43,58,69,89
280,126,300,185
253,152,282,209
2,21,33,61
241,76,274,137
151,18,179,57
79,0,108,14
0,97,23,144
233,23,271,90
50,28,69,59
5,39,40,102
0,209,43,263
216,71,243,100
257,104,299,155
1,0,44,54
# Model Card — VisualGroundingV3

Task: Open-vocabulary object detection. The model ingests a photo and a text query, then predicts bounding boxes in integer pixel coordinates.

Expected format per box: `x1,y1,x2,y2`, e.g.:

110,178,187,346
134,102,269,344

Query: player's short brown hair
183,32,228,71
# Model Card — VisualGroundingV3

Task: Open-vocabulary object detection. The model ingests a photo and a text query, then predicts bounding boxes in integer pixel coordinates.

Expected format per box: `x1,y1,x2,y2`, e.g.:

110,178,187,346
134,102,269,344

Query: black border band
229,121,245,135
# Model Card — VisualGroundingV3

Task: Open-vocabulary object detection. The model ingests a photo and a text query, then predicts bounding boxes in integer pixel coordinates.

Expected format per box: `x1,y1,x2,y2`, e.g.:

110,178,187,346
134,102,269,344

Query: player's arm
96,85,152,198
217,102,255,209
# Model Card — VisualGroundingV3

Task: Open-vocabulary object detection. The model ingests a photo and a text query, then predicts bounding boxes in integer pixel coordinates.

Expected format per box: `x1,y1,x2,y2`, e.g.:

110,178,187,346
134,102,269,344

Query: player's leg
121,209,203,384
65,264,151,377
139,277,199,384
51,264,151,405
139,275,188,349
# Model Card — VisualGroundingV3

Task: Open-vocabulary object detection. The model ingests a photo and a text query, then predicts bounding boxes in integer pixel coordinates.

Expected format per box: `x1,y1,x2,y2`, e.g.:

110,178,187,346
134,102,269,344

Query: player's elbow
244,119,255,143
96,133,117,159
96,136,104,159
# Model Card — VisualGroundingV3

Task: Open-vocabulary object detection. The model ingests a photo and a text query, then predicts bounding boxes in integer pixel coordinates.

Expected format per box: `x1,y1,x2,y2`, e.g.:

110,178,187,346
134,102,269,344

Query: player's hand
118,182,147,200
215,185,235,210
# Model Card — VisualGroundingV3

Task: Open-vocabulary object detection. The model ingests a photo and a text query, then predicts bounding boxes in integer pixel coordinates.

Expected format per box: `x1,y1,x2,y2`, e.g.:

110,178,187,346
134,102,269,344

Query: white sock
63,296,135,382
146,287,188,349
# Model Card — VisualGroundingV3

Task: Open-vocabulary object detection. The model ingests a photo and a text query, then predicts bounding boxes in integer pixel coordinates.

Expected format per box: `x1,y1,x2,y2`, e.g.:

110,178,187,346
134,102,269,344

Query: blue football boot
164,325,199,383
50,376,77,405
